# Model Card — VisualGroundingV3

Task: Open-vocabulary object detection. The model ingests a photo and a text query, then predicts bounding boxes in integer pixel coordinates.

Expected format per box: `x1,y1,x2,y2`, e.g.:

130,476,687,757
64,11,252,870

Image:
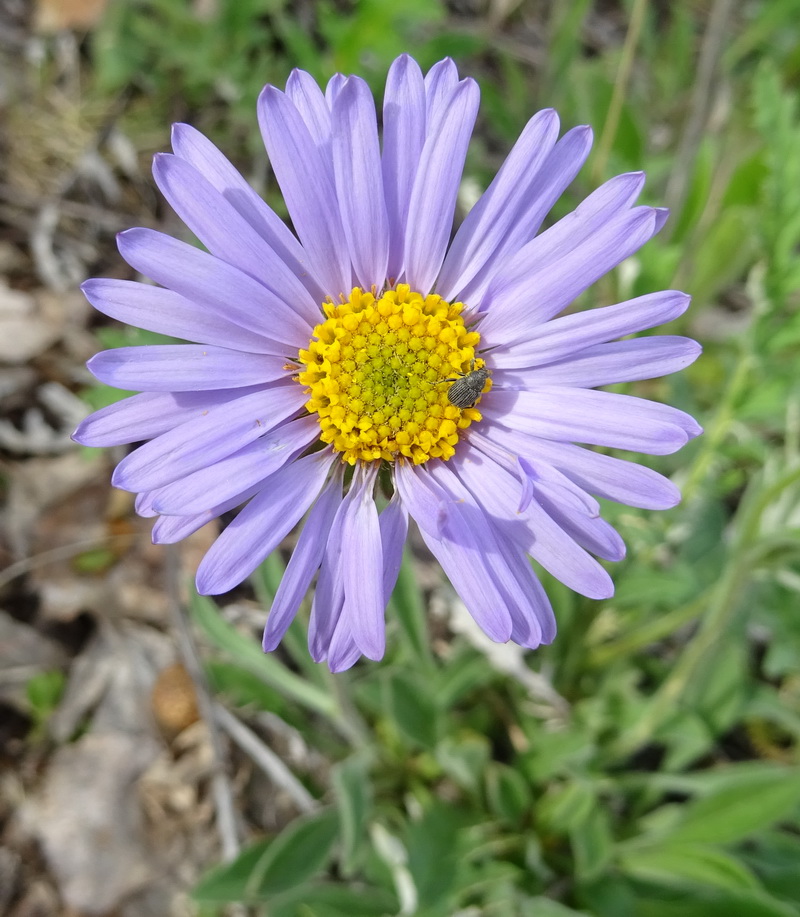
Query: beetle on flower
73,55,702,672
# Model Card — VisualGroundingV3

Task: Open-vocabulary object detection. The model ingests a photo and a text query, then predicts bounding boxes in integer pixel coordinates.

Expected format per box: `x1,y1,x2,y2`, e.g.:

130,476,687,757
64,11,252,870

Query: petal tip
70,424,88,446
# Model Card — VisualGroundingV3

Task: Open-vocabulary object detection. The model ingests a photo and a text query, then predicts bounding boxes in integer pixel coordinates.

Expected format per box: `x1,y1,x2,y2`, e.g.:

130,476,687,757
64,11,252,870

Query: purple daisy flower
73,55,702,672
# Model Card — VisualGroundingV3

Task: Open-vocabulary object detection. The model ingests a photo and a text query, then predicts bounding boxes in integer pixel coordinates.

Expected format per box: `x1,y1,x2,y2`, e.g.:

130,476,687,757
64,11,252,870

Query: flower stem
591,0,649,184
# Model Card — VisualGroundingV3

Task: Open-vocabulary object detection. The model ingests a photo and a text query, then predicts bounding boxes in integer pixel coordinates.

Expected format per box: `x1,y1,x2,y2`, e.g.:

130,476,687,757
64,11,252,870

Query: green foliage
77,0,800,913
25,670,66,736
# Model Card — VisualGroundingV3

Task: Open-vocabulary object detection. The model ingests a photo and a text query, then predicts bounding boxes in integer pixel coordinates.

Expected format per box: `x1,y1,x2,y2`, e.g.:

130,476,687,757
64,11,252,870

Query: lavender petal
437,109,560,300
257,85,351,297
423,58,459,125
286,68,332,157
72,387,262,447
506,336,702,388
112,384,305,492
382,54,426,281
478,424,683,510
332,77,390,291
82,279,277,354
338,464,385,660
151,481,264,543
394,461,514,642
484,386,701,455
152,153,319,325
379,492,409,606
479,207,658,345
117,228,309,352
151,415,319,514
195,450,334,595
445,450,614,600
88,345,287,392
489,290,692,369
403,79,479,295
169,123,325,304
462,125,593,307
262,466,345,651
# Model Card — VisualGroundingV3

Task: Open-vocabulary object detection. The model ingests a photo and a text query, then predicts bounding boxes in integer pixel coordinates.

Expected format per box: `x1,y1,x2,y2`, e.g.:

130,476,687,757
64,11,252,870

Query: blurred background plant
1,0,800,915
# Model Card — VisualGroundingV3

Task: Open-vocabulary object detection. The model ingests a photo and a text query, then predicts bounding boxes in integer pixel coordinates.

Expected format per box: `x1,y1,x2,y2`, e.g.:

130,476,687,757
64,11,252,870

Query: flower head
74,55,702,671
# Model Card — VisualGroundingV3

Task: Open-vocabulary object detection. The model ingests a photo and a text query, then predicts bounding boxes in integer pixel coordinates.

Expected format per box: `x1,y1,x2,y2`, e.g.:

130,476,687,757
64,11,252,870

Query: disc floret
298,285,490,464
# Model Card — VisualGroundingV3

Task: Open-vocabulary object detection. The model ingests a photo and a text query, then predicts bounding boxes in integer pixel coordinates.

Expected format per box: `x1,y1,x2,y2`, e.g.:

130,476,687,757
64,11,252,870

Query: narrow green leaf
266,882,399,917
628,885,799,917
485,763,532,825
407,802,464,910
640,767,800,846
740,831,800,904
390,550,434,669
619,844,762,891
435,733,491,793
194,810,339,903
252,549,286,601
538,781,596,834
385,670,439,749
333,754,373,876
521,898,592,917
189,591,338,719
570,805,614,882
246,808,339,897
193,840,271,903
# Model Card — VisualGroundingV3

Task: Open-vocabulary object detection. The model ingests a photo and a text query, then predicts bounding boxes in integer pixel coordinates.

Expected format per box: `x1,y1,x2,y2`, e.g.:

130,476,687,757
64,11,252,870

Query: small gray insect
443,360,491,409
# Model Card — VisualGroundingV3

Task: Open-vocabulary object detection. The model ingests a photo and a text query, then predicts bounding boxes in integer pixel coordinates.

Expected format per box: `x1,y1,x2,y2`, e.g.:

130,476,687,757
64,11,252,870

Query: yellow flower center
297,284,490,465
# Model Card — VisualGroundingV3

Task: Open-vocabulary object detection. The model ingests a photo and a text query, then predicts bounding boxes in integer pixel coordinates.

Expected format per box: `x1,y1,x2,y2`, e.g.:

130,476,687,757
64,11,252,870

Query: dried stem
664,0,735,228
213,704,319,815
164,545,241,863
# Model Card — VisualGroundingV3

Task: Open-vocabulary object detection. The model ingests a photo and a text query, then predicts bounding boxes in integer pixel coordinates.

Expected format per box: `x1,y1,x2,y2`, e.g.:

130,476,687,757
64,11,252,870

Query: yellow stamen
298,284,491,465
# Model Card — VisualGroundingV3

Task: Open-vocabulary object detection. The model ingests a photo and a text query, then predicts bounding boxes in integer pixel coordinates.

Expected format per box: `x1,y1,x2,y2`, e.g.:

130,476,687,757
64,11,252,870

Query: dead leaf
151,662,199,737
23,731,160,915
0,283,61,364
34,0,108,32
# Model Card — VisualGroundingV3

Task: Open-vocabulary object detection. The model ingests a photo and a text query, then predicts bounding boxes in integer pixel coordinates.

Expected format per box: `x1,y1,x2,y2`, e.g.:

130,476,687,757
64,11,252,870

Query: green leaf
575,874,638,917
485,763,532,825
628,885,799,917
72,546,119,574
538,781,596,834
333,755,373,876
193,840,270,903
385,670,439,749
570,805,615,882
686,206,758,305
407,802,464,909
245,808,340,897
205,660,287,713
433,649,496,710
740,831,800,904
390,550,434,669
435,733,491,793
521,899,592,917
619,844,762,891
25,669,66,732
189,592,338,720
266,882,399,917
612,566,697,609
633,766,800,846
193,809,339,902
523,729,595,782
252,549,286,601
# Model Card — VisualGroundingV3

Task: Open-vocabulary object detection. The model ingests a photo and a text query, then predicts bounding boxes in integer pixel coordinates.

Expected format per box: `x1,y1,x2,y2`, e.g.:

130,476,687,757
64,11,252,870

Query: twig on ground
164,545,241,863
214,703,319,815
0,534,134,592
